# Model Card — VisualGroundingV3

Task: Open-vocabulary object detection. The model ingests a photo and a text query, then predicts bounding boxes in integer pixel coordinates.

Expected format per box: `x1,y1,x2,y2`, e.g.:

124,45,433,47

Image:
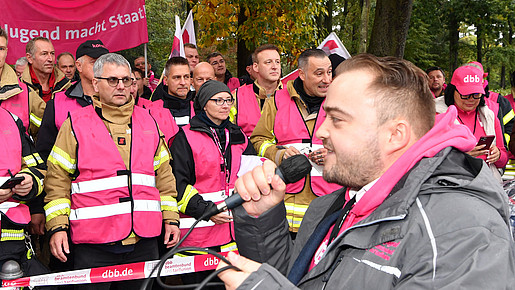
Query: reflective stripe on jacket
68,105,162,244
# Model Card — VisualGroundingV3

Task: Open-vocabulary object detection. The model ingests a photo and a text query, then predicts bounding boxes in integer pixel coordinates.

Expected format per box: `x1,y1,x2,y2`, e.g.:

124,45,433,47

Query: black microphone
204,154,313,219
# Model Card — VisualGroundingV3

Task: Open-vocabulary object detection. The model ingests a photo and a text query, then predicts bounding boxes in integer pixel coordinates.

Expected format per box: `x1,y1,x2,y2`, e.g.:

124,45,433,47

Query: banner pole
144,43,148,77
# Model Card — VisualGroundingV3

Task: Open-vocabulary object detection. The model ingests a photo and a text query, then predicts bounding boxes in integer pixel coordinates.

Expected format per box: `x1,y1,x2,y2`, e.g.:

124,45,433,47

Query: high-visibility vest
235,84,261,137
274,89,341,196
53,91,87,130
146,101,180,144
68,105,162,244
179,125,247,248
0,107,31,241
151,99,195,127
1,82,30,131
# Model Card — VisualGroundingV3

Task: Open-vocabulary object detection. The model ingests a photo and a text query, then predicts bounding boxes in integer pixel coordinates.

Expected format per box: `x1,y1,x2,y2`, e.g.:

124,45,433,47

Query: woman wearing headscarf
435,65,508,181
169,80,258,286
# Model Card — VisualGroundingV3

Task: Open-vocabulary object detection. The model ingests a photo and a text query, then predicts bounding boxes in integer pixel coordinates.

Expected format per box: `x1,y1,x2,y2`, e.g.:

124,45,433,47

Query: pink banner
0,0,148,64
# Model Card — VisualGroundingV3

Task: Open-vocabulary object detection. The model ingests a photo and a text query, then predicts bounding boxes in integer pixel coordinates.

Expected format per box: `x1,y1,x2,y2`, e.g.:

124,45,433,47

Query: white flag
317,32,351,59
181,10,196,45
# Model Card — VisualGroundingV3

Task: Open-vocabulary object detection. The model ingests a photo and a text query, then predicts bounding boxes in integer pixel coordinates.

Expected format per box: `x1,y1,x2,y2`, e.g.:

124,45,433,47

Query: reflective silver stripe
416,197,437,280
0,201,21,214
71,174,156,194
161,200,178,208
352,258,401,278
285,204,309,214
200,189,233,203
70,202,131,221
1,231,24,239
179,217,215,229
45,202,70,216
221,243,237,252
174,116,190,126
72,175,127,194
286,217,302,225
132,173,156,188
24,157,36,165
30,113,42,126
134,200,161,212
49,150,76,170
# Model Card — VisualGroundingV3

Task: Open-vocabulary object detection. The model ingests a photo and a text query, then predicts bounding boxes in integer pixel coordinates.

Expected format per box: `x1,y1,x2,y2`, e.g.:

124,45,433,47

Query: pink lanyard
210,128,230,196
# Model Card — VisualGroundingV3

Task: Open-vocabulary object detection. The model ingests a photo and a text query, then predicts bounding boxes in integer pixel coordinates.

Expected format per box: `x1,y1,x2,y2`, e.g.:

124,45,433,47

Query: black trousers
74,238,158,290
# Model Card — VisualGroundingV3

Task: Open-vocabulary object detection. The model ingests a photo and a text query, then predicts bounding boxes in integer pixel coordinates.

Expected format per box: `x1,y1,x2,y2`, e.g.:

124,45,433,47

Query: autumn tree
192,0,326,75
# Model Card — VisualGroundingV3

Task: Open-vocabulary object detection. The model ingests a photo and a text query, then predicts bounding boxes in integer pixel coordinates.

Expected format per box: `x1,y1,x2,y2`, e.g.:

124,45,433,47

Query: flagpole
144,43,148,77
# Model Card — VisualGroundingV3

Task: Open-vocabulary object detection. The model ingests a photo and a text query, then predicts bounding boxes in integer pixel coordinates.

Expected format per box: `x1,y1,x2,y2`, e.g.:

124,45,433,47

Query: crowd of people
1,26,515,289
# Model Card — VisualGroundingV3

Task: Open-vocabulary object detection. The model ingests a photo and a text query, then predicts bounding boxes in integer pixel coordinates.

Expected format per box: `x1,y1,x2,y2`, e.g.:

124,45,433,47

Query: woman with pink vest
170,80,257,287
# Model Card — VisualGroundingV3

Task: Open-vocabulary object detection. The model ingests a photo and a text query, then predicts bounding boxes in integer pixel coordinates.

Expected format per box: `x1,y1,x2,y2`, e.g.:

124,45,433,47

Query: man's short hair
93,53,131,78
298,48,327,70
206,52,223,63
164,57,189,76
425,66,446,79
0,28,8,44
252,44,280,63
132,67,144,78
184,43,197,50
15,57,28,67
57,52,75,64
336,54,435,138
26,37,51,56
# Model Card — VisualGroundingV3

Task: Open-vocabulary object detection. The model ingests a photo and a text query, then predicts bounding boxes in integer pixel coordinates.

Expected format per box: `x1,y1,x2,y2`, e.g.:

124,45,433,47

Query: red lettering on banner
90,263,144,283
2,277,30,287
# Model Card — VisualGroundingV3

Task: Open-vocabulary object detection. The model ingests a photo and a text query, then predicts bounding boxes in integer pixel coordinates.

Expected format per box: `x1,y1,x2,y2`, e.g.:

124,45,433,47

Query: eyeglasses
459,93,482,100
209,98,234,106
96,77,132,87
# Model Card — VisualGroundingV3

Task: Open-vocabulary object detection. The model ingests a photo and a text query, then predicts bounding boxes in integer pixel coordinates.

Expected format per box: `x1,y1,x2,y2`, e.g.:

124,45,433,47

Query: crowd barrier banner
1,252,232,288
0,0,148,64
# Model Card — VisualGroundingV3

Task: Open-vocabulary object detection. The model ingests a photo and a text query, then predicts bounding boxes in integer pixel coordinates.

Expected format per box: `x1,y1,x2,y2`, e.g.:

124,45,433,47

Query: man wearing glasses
44,53,181,289
207,52,241,91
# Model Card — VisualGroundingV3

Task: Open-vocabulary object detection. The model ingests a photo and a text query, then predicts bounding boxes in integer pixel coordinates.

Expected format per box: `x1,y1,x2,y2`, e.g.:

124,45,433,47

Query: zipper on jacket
320,252,344,290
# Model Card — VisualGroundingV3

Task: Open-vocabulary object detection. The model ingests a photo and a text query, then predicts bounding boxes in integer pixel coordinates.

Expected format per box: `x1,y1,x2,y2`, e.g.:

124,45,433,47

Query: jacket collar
0,65,23,100
92,95,135,125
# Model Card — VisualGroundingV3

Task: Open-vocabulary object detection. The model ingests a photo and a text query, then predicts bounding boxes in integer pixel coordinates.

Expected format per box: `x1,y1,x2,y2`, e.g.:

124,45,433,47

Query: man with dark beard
217,54,515,289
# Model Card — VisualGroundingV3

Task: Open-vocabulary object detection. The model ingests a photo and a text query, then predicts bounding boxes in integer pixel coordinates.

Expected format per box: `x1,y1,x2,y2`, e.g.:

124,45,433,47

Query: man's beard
323,136,383,189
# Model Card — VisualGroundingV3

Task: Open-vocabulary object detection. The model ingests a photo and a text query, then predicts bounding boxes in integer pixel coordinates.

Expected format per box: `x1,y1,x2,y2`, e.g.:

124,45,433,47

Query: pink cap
451,66,485,95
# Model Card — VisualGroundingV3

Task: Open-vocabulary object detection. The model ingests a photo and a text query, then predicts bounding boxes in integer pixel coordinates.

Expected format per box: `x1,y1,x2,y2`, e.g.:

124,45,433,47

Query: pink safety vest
1,82,30,132
235,84,261,137
0,108,31,231
274,89,340,196
68,105,162,244
227,77,241,92
146,100,180,144
54,91,86,130
179,125,247,248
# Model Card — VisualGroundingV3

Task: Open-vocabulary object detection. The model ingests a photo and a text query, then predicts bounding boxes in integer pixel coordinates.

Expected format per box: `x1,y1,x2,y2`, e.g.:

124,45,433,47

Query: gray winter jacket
233,147,515,289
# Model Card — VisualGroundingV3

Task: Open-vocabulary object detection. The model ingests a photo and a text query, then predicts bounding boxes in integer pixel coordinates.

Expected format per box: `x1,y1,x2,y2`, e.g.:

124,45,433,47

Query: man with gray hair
21,36,70,102
44,53,181,289
14,56,28,78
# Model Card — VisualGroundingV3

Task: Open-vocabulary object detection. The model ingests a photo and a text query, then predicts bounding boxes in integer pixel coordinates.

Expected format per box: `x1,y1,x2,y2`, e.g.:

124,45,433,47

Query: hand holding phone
476,135,495,149
0,176,24,189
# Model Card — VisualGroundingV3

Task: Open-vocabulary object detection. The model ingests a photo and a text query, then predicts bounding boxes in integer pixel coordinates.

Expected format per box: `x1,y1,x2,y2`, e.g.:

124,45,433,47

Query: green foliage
118,0,186,77
192,0,327,66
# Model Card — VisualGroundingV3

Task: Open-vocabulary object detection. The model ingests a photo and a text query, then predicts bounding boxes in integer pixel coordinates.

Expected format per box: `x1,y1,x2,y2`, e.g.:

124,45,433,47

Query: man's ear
382,119,411,155
92,78,99,93
299,68,306,82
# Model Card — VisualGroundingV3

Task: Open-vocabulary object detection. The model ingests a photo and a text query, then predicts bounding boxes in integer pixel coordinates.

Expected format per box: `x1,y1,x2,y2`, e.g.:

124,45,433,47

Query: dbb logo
463,75,480,83
204,257,219,266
